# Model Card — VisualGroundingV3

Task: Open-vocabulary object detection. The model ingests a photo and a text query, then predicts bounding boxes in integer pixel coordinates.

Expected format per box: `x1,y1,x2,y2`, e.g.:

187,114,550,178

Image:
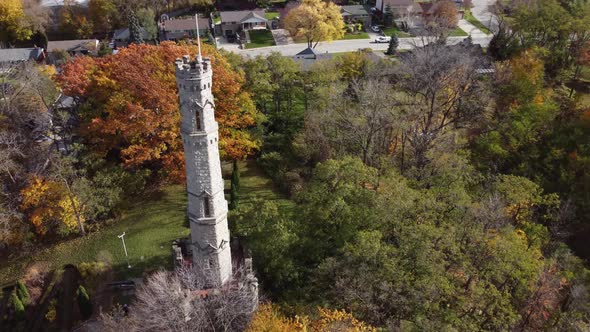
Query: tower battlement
174,55,212,80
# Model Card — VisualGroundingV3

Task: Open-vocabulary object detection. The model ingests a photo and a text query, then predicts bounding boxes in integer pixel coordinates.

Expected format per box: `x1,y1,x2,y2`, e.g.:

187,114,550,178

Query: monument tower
174,38,232,285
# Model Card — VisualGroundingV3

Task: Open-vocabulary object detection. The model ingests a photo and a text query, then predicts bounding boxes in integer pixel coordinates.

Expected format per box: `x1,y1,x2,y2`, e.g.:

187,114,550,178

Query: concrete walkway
471,0,498,31
457,19,488,38
220,34,493,57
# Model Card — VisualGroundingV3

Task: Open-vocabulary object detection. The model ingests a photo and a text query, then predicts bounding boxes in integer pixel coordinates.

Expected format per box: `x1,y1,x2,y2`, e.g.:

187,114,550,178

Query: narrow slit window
195,111,202,131
203,197,211,217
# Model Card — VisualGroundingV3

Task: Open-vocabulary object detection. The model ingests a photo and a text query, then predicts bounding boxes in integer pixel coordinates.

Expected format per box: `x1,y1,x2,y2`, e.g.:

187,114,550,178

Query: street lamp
118,232,131,269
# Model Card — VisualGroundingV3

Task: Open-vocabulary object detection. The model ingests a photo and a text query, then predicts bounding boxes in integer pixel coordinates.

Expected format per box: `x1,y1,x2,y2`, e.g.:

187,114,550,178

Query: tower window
203,197,211,217
204,258,212,269
195,111,202,131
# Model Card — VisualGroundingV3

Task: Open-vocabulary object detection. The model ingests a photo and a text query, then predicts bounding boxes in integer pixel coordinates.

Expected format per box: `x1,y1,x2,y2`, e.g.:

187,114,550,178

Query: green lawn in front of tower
223,159,294,212
0,161,292,285
0,186,190,285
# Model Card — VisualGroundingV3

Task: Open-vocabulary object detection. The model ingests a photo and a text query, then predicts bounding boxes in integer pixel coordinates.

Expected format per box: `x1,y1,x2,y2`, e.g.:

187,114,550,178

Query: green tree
385,33,398,55
77,285,93,319
88,0,116,36
229,160,240,210
127,10,144,44
137,8,157,41
232,199,299,296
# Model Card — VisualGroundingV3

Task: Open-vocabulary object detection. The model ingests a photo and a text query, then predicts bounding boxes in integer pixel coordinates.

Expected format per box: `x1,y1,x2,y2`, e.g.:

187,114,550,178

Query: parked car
370,25,381,33
375,36,391,43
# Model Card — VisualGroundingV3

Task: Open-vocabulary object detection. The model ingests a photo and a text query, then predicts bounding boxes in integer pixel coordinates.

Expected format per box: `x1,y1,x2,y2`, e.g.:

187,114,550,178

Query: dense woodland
2,0,590,330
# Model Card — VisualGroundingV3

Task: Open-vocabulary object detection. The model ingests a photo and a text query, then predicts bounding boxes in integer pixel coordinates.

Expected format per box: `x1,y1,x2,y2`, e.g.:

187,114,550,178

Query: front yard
341,32,370,40
246,30,276,49
381,26,413,38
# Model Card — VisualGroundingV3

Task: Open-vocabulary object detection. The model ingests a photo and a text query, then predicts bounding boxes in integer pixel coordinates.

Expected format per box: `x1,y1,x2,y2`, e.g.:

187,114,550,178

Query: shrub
16,280,29,305
77,285,93,320
11,292,25,320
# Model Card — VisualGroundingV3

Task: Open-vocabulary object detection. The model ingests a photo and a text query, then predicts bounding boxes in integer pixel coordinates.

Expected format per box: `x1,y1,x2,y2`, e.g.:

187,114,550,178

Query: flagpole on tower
195,14,203,62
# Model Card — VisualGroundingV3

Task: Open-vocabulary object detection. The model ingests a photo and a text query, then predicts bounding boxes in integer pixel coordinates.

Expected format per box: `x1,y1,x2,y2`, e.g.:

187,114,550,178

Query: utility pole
118,232,131,268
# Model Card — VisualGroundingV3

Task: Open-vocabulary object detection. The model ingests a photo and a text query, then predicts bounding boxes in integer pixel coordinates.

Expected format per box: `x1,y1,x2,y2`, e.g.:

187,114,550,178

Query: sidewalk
457,19,488,39
220,34,492,57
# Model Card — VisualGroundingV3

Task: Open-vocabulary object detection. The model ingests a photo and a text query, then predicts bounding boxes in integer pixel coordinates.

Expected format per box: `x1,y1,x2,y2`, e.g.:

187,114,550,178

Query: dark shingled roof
0,48,44,62
219,10,266,23
340,5,371,16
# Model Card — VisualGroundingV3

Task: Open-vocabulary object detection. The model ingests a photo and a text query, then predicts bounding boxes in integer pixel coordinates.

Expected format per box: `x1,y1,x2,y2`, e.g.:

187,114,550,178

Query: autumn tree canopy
283,0,345,48
57,42,260,183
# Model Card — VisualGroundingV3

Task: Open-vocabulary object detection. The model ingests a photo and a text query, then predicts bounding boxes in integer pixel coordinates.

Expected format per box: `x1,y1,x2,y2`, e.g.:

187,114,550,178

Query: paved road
220,34,492,57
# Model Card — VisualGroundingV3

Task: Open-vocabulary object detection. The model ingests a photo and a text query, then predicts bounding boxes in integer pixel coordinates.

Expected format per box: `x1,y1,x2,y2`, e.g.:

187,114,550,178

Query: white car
375,36,391,43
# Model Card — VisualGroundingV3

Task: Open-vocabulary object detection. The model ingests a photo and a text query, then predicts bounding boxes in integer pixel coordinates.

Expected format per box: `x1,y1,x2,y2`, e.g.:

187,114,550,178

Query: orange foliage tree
56,42,260,183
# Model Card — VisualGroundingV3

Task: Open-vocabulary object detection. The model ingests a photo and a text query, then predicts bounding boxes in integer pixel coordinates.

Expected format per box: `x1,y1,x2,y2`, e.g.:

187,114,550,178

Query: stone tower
174,54,232,286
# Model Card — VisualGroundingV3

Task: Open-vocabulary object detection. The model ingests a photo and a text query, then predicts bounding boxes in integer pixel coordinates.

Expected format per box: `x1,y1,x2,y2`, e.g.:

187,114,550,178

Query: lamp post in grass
118,232,131,269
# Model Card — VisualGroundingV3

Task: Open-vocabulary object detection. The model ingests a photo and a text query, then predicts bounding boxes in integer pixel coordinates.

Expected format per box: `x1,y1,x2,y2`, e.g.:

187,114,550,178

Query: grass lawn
341,32,370,40
0,160,291,285
0,186,189,285
449,27,469,37
381,27,413,38
246,30,275,49
223,160,294,212
464,10,492,34
265,11,279,20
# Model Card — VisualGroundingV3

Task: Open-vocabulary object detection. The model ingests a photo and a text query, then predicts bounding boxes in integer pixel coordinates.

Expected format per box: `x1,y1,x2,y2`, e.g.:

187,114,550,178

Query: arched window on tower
203,196,211,217
195,110,202,131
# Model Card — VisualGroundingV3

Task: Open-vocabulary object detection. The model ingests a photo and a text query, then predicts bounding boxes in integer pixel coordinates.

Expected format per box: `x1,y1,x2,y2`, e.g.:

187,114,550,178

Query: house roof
0,48,44,62
47,39,98,52
382,0,415,8
162,17,211,31
239,12,267,24
296,47,319,56
219,10,266,23
340,5,371,16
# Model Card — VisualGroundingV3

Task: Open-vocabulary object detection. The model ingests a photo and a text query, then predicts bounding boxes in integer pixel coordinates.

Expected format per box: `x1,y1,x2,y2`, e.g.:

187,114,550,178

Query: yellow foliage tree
246,304,375,332
0,0,33,46
284,0,345,48
20,176,85,237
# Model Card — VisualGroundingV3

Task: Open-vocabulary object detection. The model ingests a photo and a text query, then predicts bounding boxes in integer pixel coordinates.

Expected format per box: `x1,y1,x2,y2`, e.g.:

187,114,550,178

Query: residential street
219,20,492,57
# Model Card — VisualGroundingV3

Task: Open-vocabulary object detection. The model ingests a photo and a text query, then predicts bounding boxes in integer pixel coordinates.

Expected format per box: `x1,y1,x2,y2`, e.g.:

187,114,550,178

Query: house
47,39,99,56
160,17,211,41
0,48,45,65
113,28,151,48
218,10,268,37
340,5,372,27
376,0,417,18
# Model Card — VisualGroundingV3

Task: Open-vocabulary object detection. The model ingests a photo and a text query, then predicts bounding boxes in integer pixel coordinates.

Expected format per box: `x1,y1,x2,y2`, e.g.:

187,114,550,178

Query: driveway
470,0,498,31
271,29,293,45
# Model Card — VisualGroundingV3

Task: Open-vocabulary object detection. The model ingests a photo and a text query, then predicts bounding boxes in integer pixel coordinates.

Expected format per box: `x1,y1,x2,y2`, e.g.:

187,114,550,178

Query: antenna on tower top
195,14,203,63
